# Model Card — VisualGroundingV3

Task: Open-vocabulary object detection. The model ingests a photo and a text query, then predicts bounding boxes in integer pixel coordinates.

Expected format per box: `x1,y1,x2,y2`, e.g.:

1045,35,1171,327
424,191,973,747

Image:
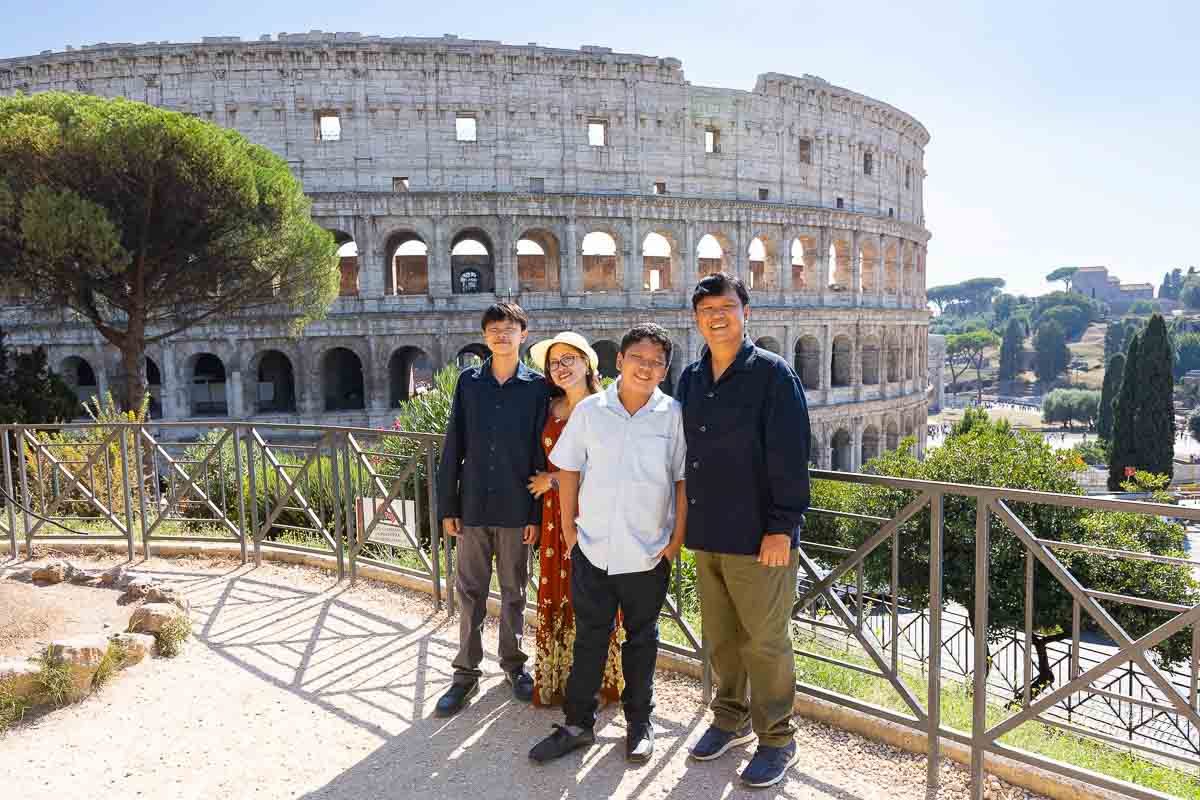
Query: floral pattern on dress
532,412,624,707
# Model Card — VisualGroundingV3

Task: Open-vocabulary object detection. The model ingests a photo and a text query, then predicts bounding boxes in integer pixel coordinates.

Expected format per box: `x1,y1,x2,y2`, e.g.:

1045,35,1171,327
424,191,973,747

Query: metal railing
2,422,1198,800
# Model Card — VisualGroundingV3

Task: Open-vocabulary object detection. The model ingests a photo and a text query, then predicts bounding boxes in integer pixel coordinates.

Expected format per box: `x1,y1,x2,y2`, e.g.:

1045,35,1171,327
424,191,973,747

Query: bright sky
4,0,1197,298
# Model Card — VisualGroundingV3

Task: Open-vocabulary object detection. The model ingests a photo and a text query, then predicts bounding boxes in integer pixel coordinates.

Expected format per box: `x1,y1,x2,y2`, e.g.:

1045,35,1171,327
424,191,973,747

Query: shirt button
706,392,715,399
692,461,699,469
699,425,707,433
689,498,696,505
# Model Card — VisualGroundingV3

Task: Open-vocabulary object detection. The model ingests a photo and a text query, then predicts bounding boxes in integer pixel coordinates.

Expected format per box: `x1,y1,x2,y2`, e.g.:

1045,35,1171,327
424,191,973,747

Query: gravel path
0,554,1037,799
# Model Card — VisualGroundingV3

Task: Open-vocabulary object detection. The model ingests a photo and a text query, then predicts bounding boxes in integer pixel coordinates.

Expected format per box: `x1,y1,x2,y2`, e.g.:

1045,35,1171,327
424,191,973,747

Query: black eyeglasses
547,354,581,371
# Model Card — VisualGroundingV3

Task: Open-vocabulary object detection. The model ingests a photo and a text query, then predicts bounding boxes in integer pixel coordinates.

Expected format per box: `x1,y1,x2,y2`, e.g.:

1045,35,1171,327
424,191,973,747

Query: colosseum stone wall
0,31,932,469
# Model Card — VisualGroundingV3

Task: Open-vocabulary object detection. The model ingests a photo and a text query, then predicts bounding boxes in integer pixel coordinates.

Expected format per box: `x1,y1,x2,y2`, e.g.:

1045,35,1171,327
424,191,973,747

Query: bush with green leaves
1042,388,1100,429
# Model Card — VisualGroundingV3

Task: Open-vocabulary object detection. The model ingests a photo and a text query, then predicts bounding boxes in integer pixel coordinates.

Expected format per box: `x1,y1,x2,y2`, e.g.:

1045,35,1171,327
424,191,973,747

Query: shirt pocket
634,434,673,485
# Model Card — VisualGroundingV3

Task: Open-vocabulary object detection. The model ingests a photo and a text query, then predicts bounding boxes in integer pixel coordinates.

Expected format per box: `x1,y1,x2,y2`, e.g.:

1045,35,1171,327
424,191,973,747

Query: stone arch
902,241,915,297
696,231,734,278
860,235,879,294
861,335,881,385
518,228,561,293
187,353,228,416
451,228,495,295
790,237,814,290
252,349,297,413
456,343,490,369
145,356,162,419
809,433,821,468
59,355,98,402
862,424,880,466
388,346,434,406
886,332,901,382
592,339,620,380
885,416,900,451
383,230,429,296
830,428,852,472
755,336,781,355
831,334,853,387
329,229,360,297
905,330,916,380
580,229,621,292
642,230,679,292
794,335,821,390
884,240,900,295
747,236,777,291
321,347,366,411
829,235,852,290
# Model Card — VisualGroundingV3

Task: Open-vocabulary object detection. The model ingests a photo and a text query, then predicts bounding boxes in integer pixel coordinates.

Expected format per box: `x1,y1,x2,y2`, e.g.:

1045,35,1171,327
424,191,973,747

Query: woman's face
546,343,589,392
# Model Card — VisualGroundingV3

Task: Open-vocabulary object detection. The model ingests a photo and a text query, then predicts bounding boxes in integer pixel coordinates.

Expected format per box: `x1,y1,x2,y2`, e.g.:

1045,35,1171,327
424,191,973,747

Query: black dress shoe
529,724,595,763
434,681,478,717
507,669,534,702
626,721,654,763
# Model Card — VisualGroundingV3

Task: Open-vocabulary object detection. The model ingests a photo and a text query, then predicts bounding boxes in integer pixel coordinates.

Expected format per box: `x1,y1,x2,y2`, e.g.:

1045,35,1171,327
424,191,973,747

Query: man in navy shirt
436,302,548,716
675,273,810,788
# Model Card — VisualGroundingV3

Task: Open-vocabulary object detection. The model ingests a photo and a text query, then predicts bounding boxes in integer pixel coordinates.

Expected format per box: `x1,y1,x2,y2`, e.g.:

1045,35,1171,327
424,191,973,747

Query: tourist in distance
525,332,623,708
676,273,811,788
529,323,687,765
435,302,548,716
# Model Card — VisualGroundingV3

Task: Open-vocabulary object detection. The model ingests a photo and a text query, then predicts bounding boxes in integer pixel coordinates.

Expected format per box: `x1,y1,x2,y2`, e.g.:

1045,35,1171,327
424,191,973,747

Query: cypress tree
1096,352,1124,441
1108,333,1140,490
1033,321,1069,385
998,317,1023,383
1132,315,1175,478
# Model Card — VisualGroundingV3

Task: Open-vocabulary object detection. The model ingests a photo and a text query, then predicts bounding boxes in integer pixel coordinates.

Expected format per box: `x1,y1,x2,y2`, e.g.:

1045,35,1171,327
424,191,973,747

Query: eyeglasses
547,354,581,371
696,304,741,319
623,352,669,371
484,326,522,340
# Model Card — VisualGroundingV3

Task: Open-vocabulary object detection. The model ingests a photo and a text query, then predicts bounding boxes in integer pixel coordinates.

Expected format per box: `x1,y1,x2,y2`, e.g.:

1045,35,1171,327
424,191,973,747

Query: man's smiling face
694,288,749,349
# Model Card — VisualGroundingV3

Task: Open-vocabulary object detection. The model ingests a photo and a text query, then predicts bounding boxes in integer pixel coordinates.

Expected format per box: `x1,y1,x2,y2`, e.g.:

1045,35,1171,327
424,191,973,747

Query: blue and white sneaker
689,723,756,761
740,740,800,788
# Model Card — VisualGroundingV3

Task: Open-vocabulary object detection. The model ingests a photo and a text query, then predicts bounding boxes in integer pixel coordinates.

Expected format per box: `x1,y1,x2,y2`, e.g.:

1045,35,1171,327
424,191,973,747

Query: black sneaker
434,681,479,718
625,721,654,763
507,669,534,702
689,723,755,761
740,740,799,788
529,724,595,763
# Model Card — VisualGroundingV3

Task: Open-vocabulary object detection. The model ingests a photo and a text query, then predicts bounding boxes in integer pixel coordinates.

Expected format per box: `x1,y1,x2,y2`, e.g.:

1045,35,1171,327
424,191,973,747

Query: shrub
156,614,193,658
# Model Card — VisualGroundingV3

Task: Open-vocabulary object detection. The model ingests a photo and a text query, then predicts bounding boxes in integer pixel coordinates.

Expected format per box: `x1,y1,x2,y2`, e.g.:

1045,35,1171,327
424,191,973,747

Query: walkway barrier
3,421,1199,800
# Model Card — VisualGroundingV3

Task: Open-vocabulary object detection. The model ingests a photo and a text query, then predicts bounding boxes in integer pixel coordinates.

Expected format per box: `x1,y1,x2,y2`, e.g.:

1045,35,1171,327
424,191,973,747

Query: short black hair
691,272,750,310
480,302,529,331
620,322,673,366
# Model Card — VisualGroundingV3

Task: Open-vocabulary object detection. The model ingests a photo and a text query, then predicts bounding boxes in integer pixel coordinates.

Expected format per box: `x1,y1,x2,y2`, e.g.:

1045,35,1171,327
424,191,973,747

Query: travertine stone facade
0,32,932,467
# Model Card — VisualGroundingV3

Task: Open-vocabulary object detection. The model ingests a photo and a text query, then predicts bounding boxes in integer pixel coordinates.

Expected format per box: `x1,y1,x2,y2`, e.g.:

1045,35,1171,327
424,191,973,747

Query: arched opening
332,231,359,297
255,350,297,413
593,339,620,380
829,238,852,291
456,344,489,370
748,237,772,290
885,418,900,452
904,333,916,380
581,231,619,292
884,242,900,295
862,425,880,467
831,429,852,472
809,435,820,468
901,243,914,297
754,336,781,355
389,346,434,406
517,229,561,293
190,353,227,416
451,230,495,295
791,239,809,290
60,356,98,407
861,336,881,385
794,336,821,390
860,237,879,295
145,357,162,419
322,348,365,411
831,335,852,387
887,335,901,382
386,231,429,296
697,233,732,278
642,232,676,292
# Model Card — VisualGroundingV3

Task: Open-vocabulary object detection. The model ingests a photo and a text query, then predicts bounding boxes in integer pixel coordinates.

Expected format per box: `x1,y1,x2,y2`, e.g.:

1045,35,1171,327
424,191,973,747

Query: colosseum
0,31,931,469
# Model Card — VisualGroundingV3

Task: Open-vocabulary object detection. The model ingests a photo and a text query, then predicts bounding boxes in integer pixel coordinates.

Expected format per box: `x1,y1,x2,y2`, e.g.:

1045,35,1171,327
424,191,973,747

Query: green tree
1045,266,1078,292
1160,268,1184,300
998,317,1023,383
1042,389,1100,429
1189,409,1200,445
1096,353,1125,441
947,329,999,404
1174,332,1200,380
0,92,340,411
1109,316,1175,489
1104,319,1139,363
1128,300,1162,316
0,326,78,424
993,293,1018,323
1182,277,1200,310
1033,321,1070,384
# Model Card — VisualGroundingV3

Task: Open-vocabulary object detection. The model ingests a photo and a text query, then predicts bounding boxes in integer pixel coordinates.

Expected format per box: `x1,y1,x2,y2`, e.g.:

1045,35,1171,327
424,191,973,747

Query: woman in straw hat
526,332,623,708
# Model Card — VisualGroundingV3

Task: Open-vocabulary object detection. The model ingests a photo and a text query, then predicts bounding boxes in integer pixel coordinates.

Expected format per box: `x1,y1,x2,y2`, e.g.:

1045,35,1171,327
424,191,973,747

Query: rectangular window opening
863,151,873,175
530,177,545,193
705,127,720,154
758,188,769,201
456,114,477,142
905,165,912,189
317,113,341,142
799,138,812,165
588,120,607,147
653,181,667,195
836,197,845,209
392,177,410,192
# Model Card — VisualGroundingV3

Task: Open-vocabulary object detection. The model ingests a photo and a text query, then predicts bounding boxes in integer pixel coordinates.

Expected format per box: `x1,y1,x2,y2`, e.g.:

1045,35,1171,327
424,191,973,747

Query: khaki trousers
694,549,799,747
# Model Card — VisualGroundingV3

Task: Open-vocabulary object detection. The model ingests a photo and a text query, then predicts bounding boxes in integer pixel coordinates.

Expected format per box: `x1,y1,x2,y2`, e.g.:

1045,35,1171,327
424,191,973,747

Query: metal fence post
970,496,990,800
119,427,135,561
341,432,357,586
246,428,260,566
135,425,149,558
426,442,442,611
327,432,345,581
2,427,17,559
16,428,32,557
927,491,943,793
233,424,248,564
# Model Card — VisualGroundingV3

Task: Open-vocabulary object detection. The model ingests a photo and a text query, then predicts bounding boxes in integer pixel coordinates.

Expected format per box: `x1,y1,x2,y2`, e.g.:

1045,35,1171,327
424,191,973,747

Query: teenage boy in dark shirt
435,302,548,716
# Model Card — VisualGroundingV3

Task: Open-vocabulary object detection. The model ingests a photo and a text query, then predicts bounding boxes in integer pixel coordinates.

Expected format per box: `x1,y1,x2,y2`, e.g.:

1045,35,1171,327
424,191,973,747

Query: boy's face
694,288,749,350
616,338,669,396
483,319,528,358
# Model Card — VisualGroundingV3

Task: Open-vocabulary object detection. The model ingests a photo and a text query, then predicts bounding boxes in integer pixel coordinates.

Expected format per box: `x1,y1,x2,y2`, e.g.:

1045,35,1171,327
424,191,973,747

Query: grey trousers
452,525,530,684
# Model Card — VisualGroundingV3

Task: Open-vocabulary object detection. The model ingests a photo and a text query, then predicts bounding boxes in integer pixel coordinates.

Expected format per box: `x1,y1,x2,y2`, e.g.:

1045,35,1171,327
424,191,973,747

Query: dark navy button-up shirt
675,337,811,555
436,359,548,528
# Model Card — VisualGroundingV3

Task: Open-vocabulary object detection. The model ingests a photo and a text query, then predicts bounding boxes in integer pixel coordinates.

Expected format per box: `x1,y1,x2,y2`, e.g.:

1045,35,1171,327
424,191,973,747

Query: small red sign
1124,466,1136,477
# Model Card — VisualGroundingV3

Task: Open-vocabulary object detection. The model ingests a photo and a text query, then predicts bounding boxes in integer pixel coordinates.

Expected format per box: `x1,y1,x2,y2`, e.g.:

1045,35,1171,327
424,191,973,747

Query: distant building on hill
1071,266,1157,314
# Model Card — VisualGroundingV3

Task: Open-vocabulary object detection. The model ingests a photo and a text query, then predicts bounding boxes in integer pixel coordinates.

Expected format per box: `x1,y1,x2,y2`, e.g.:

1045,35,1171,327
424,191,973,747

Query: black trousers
563,545,671,730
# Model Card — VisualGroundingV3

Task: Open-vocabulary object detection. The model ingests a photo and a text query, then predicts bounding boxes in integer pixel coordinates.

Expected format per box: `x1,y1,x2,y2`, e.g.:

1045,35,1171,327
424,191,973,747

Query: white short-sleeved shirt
549,381,686,575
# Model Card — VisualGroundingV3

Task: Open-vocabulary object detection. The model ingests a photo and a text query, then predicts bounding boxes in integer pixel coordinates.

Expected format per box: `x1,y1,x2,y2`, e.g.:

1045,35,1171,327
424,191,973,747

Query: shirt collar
605,378,664,418
476,357,539,385
696,337,759,384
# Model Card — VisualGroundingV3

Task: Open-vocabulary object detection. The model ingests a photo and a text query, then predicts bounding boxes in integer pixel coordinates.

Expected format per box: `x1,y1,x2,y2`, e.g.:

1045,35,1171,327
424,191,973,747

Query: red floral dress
532,412,624,707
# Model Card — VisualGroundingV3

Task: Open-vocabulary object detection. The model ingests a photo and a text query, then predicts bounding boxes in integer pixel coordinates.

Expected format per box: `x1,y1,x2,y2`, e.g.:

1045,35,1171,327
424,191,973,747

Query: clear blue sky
4,0,1197,298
